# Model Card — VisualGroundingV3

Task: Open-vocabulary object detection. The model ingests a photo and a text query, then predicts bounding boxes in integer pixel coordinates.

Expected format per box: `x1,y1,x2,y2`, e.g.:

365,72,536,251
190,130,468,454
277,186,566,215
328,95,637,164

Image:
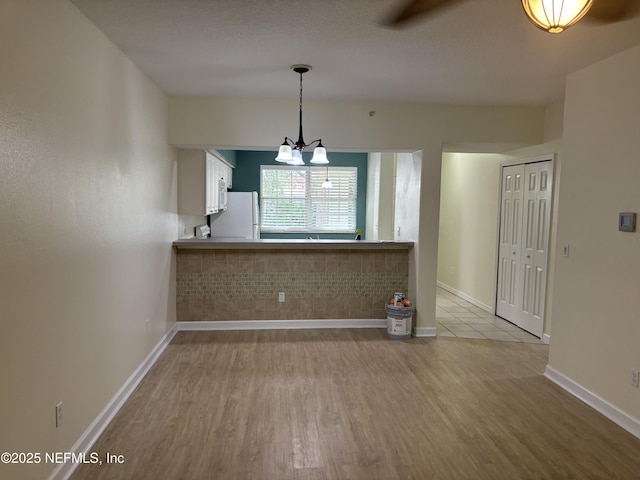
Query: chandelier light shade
310,146,328,164
289,149,305,166
275,144,292,162
521,0,594,33
275,65,329,166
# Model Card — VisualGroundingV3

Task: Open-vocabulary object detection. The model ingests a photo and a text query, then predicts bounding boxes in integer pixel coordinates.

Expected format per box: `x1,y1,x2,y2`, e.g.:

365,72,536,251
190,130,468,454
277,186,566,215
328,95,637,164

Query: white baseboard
48,324,179,480
179,319,438,339
544,365,640,440
437,281,493,313
177,318,387,331
414,326,437,337
542,333,551,345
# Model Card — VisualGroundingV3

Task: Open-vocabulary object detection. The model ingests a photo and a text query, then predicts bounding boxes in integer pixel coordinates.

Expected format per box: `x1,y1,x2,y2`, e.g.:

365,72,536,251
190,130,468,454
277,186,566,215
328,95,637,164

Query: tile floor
436,287,544,344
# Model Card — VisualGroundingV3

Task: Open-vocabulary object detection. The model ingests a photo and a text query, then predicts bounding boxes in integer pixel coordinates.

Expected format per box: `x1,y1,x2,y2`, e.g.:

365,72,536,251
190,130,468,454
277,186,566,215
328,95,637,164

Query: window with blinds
260,165,357,233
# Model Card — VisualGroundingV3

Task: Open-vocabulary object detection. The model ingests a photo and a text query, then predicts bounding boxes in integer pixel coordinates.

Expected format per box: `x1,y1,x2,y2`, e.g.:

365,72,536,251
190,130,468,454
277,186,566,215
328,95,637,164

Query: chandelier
275,65,329,166
521,0,593,33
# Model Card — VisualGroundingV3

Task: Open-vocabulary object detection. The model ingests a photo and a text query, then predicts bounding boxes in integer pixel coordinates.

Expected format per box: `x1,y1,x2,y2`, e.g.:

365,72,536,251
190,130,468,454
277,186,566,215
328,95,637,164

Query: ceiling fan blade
584,0,640,23
381,0,465,27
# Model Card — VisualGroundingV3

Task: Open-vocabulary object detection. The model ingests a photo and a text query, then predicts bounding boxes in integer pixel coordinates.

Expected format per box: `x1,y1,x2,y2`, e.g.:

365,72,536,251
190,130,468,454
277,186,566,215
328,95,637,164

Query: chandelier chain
299,71,303,114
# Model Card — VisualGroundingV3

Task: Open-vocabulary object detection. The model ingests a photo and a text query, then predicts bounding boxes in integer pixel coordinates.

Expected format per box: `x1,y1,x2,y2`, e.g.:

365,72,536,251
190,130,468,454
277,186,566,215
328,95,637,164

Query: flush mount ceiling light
521,0,593,33
275,65,329,165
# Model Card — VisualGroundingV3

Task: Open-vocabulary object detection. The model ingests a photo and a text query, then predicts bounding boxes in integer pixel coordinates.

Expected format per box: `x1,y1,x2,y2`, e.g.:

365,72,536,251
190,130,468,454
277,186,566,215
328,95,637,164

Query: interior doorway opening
436,148,554,339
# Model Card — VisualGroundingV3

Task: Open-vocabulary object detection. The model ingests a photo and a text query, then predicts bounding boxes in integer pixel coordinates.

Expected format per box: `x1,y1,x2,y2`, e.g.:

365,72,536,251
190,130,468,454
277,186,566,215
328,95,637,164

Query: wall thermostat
619,212,636,232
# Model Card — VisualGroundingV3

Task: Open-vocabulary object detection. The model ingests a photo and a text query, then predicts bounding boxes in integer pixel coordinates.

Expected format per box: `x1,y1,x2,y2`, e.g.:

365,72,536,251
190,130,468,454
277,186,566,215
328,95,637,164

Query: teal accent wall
215,149,237,167
230,150,367,240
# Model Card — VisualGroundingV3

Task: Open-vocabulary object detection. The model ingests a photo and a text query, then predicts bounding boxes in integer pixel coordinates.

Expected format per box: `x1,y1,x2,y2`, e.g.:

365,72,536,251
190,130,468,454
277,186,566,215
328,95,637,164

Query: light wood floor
71,329,640,480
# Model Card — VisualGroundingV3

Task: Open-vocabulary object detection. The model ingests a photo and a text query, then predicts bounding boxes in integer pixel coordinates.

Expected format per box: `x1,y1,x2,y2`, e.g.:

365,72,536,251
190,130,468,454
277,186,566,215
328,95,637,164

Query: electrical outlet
631,370,639,389
55,402,63,427
278,292,285,303
562,244,570,258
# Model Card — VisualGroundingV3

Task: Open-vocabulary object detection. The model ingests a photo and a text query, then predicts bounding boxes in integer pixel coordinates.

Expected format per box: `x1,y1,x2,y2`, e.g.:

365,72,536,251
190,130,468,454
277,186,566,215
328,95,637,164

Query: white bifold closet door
496,160,552,338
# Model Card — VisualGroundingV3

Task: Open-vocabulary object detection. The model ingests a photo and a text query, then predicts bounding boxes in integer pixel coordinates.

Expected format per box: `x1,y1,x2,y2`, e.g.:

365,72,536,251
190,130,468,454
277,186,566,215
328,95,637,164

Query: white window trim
260,165,358,233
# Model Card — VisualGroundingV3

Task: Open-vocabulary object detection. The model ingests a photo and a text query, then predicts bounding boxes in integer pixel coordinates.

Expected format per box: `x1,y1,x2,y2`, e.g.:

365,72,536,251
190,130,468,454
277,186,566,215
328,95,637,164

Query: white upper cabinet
178,150,233,215
220,162,233,189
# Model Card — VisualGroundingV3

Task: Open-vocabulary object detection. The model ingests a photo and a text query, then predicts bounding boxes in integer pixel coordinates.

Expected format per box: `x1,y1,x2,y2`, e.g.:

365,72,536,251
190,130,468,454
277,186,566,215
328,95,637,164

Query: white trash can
386,304,415,340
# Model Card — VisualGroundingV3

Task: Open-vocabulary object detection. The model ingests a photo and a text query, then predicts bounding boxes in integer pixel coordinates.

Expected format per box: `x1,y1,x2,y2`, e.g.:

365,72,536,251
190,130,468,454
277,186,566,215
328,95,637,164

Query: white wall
437,152,505,309
548,44,640,421
394,152,422,243
543,98,565,143
365,152,381,240
367,152,401,241
0,1,177,478
169,97,545,330
379,153,396,241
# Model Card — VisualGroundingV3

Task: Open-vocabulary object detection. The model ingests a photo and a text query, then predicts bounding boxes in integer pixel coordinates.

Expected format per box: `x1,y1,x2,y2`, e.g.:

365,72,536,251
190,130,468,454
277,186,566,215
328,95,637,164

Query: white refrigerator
209,191,260,239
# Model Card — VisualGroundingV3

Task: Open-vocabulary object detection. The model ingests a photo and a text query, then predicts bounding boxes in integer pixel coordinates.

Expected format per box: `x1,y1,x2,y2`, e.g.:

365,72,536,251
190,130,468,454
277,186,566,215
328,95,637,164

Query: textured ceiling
70,0,640,106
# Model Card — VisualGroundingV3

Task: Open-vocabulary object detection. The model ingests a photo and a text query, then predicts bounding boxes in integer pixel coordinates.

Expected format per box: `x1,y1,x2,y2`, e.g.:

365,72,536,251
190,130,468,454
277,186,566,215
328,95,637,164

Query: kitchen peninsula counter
175,238,412,322
173,238,413,250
